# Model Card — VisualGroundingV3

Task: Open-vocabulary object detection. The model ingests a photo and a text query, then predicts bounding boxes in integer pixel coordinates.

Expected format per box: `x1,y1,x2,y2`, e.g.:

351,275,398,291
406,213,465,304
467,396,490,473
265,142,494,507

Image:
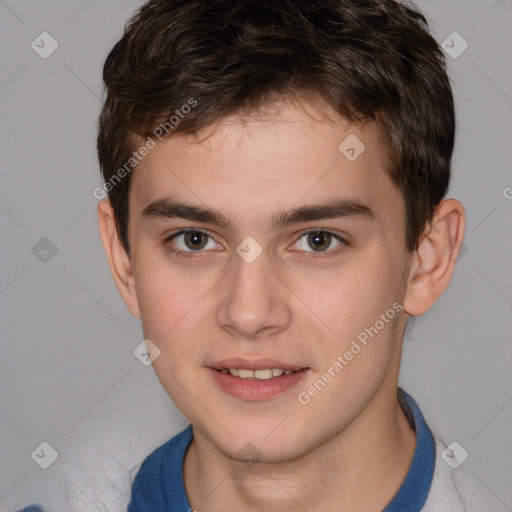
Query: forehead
129,99,403,234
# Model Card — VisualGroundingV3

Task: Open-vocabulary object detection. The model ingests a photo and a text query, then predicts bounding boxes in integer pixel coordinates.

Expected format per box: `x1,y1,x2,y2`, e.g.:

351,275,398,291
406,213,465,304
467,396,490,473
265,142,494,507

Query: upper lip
209,358,308,372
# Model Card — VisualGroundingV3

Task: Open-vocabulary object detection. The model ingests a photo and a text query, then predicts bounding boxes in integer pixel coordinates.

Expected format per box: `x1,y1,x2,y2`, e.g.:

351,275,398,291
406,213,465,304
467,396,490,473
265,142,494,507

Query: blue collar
128,388,435,511
383,388,436,511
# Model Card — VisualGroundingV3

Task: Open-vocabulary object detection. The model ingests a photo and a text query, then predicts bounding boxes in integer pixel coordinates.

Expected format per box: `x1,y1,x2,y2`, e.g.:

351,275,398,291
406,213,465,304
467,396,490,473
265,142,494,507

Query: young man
87,0,505,511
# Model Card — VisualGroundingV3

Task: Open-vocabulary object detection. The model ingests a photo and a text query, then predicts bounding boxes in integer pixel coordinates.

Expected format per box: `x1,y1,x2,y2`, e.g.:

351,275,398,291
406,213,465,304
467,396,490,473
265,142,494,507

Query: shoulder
422,433,509,512
128,424,193,510
132,424,192,485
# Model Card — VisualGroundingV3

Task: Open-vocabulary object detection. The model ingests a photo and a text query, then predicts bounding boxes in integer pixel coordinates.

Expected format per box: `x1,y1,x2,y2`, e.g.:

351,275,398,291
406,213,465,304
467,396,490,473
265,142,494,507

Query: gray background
0,1,511,510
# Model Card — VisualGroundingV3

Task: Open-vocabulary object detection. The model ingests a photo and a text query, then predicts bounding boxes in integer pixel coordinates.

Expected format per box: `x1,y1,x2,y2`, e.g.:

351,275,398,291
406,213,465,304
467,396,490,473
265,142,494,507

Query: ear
403,198,466,316
97,199,141,318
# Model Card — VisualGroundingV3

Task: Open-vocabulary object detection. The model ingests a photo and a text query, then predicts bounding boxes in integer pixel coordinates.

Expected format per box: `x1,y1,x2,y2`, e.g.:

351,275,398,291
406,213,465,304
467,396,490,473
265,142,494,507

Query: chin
214,425,310,464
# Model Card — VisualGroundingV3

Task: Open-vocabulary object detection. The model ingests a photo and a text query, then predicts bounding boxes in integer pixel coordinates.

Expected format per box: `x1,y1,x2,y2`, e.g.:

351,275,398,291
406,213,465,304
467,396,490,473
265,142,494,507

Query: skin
98,96,465,511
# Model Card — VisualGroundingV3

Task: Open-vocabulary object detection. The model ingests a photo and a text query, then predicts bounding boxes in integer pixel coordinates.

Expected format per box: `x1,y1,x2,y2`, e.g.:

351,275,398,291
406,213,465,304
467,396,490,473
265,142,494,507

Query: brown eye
164,229,221,260
289,229,349,260
293,230,343,253
307,231,332,252
183,231,209,250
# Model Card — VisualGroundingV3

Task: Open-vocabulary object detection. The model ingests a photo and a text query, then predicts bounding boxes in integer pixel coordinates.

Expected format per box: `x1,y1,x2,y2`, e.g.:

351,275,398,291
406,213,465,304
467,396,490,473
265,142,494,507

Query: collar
382,387,436,511
129,387,435,511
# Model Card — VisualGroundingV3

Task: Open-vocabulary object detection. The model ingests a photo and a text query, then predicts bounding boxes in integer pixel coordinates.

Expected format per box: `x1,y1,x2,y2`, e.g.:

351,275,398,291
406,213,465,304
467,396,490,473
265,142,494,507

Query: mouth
207,359,310,400
215,367,299,379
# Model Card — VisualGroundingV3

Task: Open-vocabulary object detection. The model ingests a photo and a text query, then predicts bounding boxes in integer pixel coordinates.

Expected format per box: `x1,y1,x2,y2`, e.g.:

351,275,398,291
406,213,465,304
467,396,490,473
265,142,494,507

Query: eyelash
163,228,349,261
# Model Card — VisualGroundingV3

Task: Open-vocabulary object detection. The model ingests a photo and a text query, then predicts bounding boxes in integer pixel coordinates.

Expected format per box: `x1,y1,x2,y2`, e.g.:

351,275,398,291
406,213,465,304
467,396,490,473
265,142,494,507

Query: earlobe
97,199,141,318
403,199,466,316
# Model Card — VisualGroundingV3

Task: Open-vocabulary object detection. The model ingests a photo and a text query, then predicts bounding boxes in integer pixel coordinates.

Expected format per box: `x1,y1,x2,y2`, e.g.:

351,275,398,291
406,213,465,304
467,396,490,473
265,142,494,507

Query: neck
183,384,416,512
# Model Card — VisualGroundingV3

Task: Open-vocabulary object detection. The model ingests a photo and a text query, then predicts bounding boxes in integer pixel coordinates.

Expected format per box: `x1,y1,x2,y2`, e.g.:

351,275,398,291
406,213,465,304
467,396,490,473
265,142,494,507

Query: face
125,98,411,462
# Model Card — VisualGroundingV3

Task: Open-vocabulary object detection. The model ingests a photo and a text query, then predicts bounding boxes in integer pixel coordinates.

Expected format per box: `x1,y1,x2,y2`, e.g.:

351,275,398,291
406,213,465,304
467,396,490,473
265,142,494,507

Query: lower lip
207,367,309,401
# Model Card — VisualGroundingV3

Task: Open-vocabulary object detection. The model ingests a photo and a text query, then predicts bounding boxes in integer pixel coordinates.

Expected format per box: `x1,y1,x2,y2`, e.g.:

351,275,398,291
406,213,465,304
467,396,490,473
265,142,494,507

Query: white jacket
423,434,509,512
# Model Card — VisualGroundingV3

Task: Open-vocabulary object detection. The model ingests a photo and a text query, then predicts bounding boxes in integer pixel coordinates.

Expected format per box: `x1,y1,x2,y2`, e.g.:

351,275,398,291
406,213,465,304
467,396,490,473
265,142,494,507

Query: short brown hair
97,0,455,255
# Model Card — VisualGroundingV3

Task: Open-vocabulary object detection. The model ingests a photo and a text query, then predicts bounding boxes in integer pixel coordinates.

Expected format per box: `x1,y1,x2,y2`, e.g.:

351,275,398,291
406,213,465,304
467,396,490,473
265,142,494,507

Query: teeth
238,369,254,379
223,368,296,379
254,369,273,379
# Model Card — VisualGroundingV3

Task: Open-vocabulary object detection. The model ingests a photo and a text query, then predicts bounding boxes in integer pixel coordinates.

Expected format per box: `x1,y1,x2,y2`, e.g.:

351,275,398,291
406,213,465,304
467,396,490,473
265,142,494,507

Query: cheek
134,253,203,337
136,281,176,341
134,260,214,380
295,262,404,400
295,260,396,340
136,270,206,410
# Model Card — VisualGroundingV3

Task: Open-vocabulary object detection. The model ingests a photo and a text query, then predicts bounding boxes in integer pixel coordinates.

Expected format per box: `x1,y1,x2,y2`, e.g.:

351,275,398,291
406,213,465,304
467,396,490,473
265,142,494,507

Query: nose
215,248,292,339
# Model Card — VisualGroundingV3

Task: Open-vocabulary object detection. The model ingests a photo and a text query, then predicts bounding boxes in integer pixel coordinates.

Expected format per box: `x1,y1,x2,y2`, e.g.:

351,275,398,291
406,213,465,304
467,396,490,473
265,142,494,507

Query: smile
219,368,296,379
208,366,310,401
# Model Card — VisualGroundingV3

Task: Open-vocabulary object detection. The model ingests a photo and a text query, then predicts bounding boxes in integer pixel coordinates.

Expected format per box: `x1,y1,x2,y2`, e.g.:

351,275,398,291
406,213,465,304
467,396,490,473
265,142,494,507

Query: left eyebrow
141,197,377,231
